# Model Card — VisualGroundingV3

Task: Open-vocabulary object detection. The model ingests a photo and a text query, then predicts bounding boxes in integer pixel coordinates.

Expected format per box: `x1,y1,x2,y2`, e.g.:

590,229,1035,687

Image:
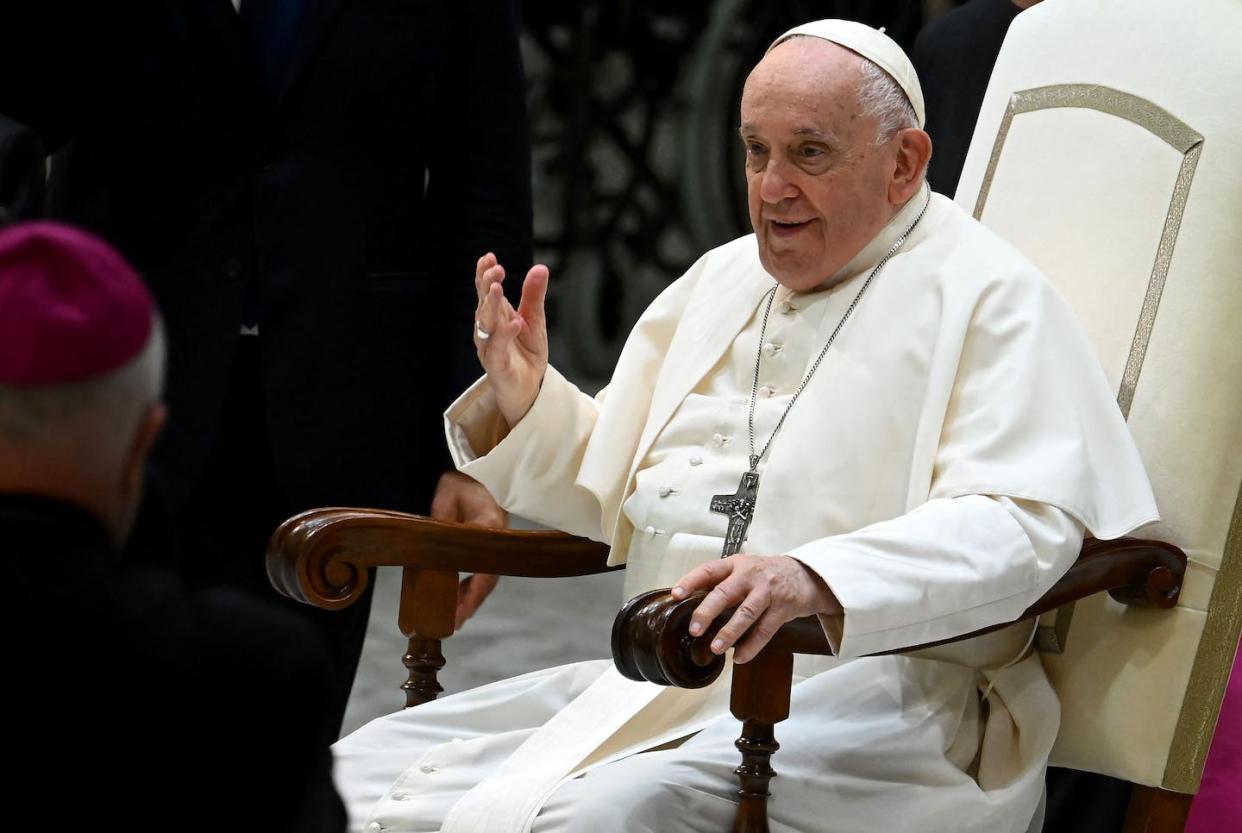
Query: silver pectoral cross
710,468,760,557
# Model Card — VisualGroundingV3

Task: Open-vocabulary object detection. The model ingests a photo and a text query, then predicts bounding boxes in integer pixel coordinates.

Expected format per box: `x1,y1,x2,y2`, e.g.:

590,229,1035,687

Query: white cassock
334,185,1158,833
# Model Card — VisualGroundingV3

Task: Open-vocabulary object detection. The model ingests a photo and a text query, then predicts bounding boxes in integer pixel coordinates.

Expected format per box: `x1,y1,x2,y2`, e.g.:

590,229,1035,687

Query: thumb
517,264,550,327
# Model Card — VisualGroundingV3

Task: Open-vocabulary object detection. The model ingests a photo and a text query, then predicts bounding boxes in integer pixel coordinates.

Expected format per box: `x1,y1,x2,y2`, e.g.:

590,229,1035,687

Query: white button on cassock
759,385,776,397
367,824,383,833
763,341,781,357
712,432,724,446
658,485,673,497
689,456,703,466
779,300,797,314
419,763,437,774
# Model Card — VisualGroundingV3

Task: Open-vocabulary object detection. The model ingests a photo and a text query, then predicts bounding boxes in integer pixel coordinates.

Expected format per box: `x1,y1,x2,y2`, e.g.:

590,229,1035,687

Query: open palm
473,252,550,428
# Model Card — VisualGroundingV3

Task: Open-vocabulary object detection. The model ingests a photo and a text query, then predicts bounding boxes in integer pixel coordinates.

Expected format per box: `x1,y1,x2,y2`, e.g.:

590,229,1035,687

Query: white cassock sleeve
790,496,1084,659
445,365,611,543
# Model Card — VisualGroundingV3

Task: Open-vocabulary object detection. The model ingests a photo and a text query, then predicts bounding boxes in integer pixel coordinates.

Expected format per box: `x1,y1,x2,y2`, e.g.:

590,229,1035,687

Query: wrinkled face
741,39,899,291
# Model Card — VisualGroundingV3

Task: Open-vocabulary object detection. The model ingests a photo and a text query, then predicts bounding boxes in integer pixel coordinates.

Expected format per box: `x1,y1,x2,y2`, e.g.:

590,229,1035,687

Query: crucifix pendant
710,467,760,557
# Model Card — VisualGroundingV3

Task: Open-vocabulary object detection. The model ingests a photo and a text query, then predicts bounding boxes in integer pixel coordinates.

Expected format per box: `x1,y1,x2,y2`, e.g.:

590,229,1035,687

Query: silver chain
746,191,931,471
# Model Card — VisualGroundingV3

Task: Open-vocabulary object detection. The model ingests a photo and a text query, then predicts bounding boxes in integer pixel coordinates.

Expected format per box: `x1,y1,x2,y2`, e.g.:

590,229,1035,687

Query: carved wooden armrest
266,508,616,705
612,536,1186,687
610,537,1187,833
267,507,615,609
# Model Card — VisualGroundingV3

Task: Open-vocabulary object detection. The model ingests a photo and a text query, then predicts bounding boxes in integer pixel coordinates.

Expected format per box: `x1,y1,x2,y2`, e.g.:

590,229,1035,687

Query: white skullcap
770,19,926,128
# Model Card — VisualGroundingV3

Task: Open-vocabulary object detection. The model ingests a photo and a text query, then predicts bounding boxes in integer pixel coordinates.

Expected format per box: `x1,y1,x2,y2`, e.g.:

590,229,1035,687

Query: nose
758,158,799,204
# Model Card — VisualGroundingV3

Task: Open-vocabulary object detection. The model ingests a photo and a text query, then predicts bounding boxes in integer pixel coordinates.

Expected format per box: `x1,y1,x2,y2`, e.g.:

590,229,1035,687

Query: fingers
430,471,507,528
676,559,738,637
474,251,511,346
455,573,500,630
459,479,507,528
475,281,521,353
472,257,551,365
475,252,502,301
732,609,784,664
705,585,771,656
672,559,732,599
675,555,810,662
429,488,458,522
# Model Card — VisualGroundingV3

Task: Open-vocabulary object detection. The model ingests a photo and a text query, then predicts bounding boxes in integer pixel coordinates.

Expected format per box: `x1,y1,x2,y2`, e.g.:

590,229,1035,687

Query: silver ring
474,320,491,341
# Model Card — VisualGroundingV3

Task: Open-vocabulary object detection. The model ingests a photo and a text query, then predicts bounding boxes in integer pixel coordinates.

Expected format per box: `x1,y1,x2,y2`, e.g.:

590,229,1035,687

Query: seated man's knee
535,752,735,833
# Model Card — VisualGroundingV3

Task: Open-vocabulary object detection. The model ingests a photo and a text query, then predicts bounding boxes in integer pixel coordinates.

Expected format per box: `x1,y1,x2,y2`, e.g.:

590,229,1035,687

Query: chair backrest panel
954,0,1242,792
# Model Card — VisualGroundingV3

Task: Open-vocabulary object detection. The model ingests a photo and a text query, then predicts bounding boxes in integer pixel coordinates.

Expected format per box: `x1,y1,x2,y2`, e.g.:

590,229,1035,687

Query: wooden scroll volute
612,589,727,689
266,508,396,610
1089,538,1186,608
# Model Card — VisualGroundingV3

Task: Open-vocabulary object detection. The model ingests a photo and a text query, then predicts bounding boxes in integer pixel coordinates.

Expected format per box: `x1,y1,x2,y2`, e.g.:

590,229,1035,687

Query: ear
120,402,167,503
888,128,932,205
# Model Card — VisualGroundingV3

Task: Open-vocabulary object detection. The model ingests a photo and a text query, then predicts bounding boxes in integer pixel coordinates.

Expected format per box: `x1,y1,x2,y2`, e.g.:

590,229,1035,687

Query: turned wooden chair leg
398,568,457,707
729,649,795,833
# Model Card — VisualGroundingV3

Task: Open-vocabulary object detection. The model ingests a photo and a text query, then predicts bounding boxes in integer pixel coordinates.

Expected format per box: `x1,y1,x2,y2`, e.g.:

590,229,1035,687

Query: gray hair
779,34,918,146
856,57,918,146
0,319,166,453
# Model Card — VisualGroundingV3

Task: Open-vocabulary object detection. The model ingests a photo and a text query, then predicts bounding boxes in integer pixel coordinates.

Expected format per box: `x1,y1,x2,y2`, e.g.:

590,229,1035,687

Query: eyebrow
792,126,834,142
738,124,838,145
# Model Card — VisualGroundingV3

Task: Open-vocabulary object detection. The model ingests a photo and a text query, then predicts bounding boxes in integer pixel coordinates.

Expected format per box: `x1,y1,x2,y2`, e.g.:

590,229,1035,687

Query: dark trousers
1043,767,1134,833
177,336,373,736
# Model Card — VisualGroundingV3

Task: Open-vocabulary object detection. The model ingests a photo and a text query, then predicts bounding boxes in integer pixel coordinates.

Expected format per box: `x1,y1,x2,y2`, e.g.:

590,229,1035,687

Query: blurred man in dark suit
911,0,1038,197
0,0,532,729
0,115,45,221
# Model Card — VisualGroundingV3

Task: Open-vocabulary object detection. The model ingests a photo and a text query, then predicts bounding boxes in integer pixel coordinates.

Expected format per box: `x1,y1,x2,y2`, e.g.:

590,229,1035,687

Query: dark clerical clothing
2,494,344,833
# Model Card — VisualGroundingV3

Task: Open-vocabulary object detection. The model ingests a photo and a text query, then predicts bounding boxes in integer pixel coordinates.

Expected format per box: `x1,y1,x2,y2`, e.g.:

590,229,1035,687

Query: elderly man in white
334,19,1157,833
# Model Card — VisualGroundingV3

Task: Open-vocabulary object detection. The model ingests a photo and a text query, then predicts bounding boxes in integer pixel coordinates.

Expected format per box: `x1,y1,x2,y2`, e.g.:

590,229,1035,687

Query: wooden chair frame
268,509,1188,833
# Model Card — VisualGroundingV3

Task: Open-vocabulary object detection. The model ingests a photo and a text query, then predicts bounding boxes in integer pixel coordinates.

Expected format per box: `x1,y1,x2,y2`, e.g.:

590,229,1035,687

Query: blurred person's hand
430,470,507,629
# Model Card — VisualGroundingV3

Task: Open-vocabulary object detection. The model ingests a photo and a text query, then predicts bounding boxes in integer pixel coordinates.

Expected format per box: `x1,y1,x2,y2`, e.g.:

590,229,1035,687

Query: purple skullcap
0,221,155,386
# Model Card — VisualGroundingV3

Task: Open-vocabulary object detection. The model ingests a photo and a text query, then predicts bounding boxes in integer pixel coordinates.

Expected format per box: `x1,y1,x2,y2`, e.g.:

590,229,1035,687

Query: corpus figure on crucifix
711,469,760,557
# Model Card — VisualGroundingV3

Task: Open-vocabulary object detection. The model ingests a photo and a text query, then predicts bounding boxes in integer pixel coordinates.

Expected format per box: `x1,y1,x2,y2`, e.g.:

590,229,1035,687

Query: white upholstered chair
952,0,1242,825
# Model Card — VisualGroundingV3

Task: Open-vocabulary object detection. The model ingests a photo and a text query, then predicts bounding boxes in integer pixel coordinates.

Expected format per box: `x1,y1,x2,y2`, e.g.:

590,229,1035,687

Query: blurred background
529,1,948,385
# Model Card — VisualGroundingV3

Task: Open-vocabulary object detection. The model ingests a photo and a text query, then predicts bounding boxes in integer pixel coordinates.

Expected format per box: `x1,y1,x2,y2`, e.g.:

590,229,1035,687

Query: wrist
498,373,544,430
794,558,842,616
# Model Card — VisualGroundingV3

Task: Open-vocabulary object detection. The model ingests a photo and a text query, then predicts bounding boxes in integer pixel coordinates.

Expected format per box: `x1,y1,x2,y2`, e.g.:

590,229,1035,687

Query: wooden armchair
268,513,1186,833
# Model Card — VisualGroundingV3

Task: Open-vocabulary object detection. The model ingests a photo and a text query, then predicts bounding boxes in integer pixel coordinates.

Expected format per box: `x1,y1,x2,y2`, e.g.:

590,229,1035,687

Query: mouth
768,218,815,238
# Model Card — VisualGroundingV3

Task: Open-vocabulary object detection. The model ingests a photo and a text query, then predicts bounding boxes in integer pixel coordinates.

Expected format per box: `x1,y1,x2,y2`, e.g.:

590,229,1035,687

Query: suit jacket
910,0,1023,198
0,0,533,514
1,493,345,833
0,114,46,220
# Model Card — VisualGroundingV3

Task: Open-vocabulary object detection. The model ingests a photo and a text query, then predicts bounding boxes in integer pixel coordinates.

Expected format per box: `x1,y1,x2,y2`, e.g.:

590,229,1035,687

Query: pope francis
333,19,1158,833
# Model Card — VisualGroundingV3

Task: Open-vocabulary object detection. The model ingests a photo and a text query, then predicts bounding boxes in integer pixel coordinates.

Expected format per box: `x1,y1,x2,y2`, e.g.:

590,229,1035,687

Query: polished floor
341,560,626,738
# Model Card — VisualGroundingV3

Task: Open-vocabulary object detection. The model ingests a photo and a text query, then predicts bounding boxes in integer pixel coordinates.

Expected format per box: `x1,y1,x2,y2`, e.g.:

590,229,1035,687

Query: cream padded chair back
954,0,1242,793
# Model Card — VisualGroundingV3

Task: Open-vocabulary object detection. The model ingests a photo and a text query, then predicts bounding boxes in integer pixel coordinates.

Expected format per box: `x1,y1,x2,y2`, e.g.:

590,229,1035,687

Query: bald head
739,36,931,290
0,323,167,544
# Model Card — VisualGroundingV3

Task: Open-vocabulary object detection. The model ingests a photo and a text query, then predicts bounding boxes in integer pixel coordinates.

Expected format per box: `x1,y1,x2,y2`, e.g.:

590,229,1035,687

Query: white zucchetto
770,19,926,128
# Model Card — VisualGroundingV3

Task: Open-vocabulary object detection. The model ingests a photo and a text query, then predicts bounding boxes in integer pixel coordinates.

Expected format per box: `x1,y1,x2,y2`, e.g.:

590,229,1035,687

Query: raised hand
671,555,842,664
473,252,550,428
